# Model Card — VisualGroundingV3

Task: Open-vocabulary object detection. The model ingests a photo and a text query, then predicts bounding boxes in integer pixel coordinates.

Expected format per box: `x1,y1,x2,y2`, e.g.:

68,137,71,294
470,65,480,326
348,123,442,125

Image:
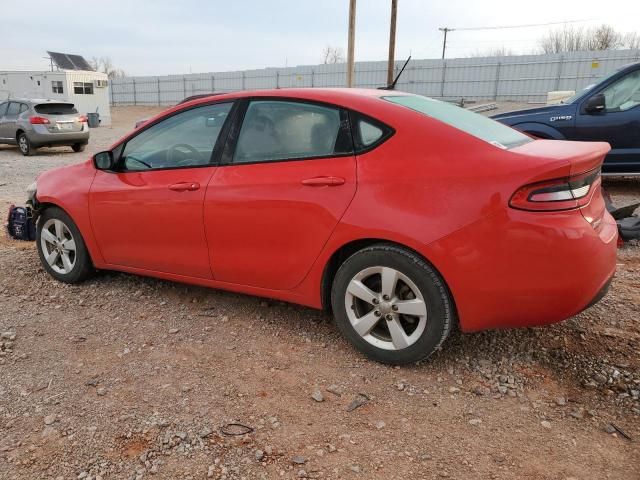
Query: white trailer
0,69,111,126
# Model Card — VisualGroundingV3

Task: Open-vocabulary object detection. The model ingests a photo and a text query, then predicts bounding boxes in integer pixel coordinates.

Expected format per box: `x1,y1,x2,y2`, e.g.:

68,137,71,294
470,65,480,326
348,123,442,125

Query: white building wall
0,70,111,126
64,71,111,126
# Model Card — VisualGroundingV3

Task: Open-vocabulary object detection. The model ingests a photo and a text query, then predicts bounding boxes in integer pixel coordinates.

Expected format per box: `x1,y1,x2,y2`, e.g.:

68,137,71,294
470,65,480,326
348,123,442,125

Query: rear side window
35,103,78,115
384,95,532,149
6,102,20,118
19,104,28,114
233,100,352,164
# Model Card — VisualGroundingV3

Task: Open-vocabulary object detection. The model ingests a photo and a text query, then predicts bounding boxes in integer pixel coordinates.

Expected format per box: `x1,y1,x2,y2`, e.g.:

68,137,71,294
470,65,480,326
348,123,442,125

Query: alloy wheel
344,266,428,351
40,218,77,274
19,136,28,154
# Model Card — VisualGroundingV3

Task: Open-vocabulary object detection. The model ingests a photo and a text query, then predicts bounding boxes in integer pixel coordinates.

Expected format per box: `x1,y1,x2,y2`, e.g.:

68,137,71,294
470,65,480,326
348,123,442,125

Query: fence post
110,84,114,106
276,71,280,89
494,62,501,101
211,75,215,92
183,76,187,99
157,78,161,106
440,61,447,98
555,55,564,92
132,78,137,106
241,72,246,90
311,69,315,88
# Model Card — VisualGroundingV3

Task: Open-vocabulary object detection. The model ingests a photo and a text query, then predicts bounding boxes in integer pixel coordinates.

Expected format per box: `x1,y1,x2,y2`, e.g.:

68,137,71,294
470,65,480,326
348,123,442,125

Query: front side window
121,102,232,171
73,82,94,95
0,102,8,117
233,100,352,164
52,81,64,94
601,70,640,112
384,95,532,149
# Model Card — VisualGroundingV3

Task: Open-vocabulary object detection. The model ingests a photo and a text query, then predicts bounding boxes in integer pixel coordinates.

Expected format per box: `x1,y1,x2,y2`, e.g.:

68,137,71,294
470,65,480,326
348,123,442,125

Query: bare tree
468,47,515,57
90,56,126,79
321,46,345,64
539,24,634,53
585,24,622,50
623,32,640,50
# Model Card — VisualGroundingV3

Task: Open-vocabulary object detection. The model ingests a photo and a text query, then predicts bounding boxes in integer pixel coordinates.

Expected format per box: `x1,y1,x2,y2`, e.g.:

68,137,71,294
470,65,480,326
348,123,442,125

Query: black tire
72,143,86,153
18,133,34,156
36,207,94,284
331,243,454,364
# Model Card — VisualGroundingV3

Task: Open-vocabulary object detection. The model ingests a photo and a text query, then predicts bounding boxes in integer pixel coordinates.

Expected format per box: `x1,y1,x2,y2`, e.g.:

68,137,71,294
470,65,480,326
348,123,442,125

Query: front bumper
426,207,618,332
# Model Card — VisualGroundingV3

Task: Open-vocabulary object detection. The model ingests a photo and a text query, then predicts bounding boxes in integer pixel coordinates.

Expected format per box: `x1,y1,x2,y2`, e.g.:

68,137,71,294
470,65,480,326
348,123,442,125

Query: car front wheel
331,244,454,364
36,207,94,283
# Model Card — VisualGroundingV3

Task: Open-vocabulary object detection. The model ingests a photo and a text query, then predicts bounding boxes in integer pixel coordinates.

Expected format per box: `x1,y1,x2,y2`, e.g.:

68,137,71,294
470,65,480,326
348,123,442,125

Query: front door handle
168,182,200,192
301,176,345,187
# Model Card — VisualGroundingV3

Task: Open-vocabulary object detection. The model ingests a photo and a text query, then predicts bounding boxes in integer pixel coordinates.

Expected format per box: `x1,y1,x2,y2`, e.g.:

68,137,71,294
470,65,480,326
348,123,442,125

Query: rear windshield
383,95,532,149
34,103,78,115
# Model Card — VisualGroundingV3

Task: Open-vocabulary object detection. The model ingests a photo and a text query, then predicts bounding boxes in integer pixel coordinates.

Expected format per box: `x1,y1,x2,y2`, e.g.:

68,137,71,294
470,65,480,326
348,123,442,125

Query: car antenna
379,55,411,90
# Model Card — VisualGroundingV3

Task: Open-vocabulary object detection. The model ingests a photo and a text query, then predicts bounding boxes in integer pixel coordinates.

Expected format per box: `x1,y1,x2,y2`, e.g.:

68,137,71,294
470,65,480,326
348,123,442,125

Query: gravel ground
0,105,639,480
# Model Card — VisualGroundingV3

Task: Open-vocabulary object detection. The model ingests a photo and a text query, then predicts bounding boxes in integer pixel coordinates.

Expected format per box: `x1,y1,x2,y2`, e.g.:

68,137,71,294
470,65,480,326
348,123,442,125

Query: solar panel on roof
47,51,94,71
67,54,93,71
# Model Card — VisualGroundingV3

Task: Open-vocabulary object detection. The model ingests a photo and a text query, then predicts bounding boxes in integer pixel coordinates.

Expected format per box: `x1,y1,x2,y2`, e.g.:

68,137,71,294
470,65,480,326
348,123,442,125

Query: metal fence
109,49,640,106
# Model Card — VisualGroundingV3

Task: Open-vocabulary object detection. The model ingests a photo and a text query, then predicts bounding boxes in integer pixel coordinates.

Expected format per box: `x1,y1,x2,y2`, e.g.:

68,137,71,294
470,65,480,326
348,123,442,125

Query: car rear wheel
18,133,34,156
36,207,94,283
72,143,86,153
331,244,454,364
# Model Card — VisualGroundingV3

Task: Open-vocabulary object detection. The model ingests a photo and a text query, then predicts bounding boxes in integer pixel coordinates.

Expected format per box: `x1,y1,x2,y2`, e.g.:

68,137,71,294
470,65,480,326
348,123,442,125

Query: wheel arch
320,238,458,321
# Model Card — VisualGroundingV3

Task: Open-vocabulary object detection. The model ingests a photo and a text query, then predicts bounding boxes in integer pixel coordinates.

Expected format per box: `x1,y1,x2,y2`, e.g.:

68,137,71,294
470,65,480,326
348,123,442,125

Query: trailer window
52,81,64,94
73,82,94,95
35,104,78,115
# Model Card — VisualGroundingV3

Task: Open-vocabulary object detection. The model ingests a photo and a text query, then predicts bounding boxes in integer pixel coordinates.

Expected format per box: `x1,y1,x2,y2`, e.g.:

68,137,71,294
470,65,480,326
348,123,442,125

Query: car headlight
26,181,37,205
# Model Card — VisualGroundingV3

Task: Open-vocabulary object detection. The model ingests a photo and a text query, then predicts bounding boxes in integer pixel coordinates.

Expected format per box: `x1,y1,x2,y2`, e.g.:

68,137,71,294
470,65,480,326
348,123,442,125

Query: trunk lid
34,103,85,133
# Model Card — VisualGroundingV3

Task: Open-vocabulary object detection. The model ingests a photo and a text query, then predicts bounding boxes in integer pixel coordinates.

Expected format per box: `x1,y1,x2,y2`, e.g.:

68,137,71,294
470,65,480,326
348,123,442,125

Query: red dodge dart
28,88,617,364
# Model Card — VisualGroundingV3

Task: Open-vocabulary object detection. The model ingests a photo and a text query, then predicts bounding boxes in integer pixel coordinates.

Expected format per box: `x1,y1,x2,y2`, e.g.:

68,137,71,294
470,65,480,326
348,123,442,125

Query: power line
453,19,593,31
438,19,593,58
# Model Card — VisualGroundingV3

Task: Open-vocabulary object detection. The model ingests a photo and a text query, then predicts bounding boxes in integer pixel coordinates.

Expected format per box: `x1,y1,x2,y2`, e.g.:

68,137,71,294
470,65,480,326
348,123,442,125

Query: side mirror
93,151,116,170
585,93,606,113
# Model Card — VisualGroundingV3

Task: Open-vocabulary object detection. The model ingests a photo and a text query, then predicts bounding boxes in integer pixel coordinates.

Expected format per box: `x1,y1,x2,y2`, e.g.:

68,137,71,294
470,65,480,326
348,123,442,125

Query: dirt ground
0,105,639,480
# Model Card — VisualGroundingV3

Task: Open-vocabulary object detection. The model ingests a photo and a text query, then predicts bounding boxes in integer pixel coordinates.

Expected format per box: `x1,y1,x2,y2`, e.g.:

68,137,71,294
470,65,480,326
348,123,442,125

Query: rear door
0,102,9,141
204,99,356,290
574,68,640,173
0,102,21,141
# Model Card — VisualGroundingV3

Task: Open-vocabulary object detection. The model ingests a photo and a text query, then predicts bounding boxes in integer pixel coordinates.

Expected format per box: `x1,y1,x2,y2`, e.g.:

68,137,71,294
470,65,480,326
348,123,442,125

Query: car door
574,68,640,172
204,98,356,290
0,102,20,142
0,102,9,141
89,101,235,279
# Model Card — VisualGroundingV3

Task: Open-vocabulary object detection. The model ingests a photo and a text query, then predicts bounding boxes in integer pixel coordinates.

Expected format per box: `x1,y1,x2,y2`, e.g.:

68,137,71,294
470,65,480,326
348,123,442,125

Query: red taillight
77,115,88,123
29,116,50,125
509,168,601,212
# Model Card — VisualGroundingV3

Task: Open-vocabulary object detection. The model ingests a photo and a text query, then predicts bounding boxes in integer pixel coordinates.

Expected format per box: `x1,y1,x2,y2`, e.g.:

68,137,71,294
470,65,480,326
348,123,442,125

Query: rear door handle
168,182,200,192
301,176,345,187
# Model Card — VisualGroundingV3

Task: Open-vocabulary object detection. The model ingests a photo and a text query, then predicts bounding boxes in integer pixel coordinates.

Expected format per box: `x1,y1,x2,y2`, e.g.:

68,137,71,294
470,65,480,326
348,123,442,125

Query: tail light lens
77,115,88,123
510,168,601,211
29,116,50,125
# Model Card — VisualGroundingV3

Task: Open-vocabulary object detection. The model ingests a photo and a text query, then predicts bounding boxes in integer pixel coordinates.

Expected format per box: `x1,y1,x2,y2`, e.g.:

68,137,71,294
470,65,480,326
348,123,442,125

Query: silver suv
0,99,90,156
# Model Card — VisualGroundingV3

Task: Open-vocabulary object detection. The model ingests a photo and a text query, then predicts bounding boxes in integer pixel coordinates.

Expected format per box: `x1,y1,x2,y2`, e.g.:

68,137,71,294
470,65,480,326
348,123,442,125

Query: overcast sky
2,0,638,76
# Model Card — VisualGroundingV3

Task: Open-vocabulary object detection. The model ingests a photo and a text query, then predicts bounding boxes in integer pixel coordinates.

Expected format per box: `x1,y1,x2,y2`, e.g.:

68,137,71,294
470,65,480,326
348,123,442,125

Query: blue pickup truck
493,62,640,176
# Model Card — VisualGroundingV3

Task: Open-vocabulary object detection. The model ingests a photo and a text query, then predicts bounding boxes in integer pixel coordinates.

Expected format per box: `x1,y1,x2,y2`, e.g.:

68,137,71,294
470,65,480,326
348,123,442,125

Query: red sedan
29,89,617,364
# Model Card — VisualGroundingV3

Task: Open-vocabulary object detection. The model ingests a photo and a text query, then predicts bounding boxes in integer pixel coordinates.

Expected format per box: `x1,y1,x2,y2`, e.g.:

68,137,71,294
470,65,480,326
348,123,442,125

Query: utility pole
386,0,398,86
346,0,356,87
439,27,454,59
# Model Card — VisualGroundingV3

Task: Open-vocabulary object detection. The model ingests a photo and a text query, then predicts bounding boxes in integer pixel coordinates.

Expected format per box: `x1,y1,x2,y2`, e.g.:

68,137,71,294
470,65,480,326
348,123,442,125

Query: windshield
384,95,532,149
562,69,621,104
